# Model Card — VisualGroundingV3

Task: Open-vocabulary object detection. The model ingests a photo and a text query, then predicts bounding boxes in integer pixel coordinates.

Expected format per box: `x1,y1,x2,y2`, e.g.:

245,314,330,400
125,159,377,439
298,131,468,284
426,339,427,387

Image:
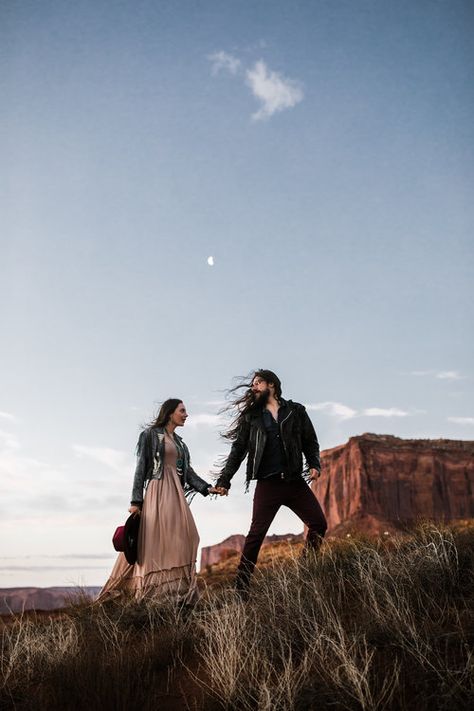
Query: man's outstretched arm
216,418,251,491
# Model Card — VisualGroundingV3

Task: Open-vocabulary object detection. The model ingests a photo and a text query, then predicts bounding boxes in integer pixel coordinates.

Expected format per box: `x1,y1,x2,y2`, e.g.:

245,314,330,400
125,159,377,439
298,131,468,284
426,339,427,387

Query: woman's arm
130,429,151,506
186,465,212,496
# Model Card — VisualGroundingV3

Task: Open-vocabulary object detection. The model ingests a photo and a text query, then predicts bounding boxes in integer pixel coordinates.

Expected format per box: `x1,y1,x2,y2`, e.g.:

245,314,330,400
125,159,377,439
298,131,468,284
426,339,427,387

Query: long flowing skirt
97,465,200,604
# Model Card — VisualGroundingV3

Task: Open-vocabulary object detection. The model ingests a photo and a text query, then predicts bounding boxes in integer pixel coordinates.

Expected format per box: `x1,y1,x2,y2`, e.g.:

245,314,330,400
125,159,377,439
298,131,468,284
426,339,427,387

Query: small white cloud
410,369,465,380
0,411,18,424
0,429,20,450
207,256,215,266
306,402,415,421
447,417,474,425
436,371,463,381
208,51,241,76
246,60,303,121
72,445,129,471
362,408,409,418
306,402,357,421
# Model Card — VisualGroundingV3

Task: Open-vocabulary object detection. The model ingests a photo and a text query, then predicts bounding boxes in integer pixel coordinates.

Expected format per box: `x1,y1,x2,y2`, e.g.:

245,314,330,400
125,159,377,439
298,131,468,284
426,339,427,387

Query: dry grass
1,523,473,710
0,593,204,710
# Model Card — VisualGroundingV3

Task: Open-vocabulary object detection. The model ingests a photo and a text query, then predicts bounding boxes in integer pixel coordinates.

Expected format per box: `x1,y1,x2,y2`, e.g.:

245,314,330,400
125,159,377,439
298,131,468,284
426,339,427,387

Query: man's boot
300,533,323,563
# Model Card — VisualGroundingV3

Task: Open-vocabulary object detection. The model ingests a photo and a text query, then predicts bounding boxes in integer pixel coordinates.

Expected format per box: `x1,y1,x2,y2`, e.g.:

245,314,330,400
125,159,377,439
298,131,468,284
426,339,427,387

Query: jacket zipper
253,427,261,478
279,410,293,478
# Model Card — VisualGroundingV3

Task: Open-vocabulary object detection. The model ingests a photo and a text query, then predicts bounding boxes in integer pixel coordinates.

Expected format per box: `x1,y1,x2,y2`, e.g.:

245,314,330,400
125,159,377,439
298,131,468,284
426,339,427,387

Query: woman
98,399,220,604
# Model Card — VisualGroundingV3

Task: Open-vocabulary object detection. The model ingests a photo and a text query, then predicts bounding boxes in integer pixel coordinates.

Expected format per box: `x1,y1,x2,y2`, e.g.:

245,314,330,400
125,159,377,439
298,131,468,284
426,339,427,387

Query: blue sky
1,0,473,587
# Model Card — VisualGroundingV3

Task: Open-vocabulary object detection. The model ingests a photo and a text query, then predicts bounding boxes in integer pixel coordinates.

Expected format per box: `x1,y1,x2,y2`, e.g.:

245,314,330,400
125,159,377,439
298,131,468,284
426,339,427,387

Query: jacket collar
153,425,179,438
249,397,291,422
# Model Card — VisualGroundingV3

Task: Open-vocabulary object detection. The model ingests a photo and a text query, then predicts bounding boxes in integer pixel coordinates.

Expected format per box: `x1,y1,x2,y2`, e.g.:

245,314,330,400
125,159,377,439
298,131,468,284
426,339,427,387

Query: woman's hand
128,505,141,516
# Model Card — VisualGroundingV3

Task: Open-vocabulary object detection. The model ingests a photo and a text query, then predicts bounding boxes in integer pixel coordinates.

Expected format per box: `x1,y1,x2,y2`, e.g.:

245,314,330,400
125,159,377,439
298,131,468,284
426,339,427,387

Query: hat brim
123,512,140,565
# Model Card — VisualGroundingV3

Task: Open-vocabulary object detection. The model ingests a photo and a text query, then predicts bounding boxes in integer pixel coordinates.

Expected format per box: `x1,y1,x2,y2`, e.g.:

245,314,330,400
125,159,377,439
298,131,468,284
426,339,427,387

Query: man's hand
128,505,141,516
209,486,228,496
308,468,320,482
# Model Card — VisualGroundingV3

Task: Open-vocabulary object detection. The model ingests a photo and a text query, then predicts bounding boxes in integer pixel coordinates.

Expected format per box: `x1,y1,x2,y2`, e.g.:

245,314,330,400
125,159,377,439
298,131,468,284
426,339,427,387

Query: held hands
127,488,228,514
208,486,229,496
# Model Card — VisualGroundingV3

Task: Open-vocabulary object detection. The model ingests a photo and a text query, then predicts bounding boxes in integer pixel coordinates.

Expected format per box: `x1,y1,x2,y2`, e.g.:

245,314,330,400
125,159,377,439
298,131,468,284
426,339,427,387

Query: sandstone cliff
312,433,474,534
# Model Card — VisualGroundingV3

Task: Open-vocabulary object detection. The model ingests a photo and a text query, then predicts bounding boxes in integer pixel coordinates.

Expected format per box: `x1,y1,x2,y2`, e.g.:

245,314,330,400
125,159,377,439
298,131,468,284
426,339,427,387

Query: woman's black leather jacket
130,426,210,506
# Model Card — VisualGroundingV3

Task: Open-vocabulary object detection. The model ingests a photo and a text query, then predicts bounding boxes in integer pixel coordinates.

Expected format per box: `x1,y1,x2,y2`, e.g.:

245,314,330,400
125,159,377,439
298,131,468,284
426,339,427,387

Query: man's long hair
221,369,282,441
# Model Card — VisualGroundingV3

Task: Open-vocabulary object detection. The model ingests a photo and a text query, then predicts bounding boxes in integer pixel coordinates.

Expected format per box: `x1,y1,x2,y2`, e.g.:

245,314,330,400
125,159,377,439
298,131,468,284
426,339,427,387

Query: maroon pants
237,477,327,587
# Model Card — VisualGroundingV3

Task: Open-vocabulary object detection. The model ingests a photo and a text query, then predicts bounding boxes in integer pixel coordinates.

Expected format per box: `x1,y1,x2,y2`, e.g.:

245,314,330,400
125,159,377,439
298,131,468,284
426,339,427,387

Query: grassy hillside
1,523,473,710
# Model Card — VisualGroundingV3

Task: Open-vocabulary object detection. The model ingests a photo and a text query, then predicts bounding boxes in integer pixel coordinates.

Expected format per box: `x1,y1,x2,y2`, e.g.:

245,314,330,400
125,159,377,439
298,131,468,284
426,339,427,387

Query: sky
1,0,473,588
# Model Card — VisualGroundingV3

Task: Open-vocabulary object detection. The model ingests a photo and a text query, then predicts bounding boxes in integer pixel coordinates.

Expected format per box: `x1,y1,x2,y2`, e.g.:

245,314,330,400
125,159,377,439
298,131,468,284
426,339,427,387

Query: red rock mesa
313,433,474,534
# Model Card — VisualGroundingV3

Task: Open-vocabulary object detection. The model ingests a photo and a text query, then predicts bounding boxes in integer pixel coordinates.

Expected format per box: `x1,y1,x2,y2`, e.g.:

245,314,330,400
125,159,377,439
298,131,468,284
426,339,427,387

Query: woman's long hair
148,398,183,429
220,369,282,441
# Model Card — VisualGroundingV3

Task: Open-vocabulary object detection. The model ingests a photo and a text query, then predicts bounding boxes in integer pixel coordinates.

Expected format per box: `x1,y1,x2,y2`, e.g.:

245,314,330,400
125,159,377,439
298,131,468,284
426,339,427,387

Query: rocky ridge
313,433,474,534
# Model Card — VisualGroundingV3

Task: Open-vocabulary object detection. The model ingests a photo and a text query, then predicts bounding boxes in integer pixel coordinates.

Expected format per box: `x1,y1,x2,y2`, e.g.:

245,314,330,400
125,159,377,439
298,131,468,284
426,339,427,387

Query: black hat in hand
112,513,141,565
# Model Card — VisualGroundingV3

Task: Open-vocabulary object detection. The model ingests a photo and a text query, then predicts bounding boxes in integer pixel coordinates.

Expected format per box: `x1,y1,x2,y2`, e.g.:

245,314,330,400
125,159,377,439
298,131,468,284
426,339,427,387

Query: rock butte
314,433,474,535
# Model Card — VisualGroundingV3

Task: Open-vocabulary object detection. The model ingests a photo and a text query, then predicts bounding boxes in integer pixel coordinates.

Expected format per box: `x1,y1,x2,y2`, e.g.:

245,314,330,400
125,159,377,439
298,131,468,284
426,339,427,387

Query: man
215,369,327,593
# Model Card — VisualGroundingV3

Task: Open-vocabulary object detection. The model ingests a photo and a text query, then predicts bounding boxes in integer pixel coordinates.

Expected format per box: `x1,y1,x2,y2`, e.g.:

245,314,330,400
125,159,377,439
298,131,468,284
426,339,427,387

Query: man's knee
246,520,270,543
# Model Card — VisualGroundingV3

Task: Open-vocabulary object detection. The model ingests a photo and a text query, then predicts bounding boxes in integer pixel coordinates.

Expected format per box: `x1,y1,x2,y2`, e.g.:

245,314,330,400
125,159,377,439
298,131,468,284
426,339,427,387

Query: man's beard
250,388,270,409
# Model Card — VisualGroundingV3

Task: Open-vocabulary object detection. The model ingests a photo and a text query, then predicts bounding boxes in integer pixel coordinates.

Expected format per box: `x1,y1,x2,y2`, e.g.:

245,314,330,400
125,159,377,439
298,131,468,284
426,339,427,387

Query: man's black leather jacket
216,399,321,491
